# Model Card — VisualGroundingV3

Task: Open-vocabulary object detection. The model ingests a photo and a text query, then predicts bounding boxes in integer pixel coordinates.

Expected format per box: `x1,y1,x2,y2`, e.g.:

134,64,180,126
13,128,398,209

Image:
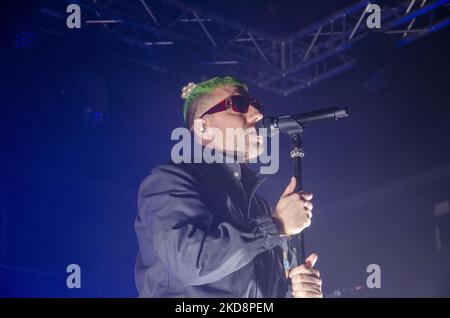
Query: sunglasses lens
231,95,250,113
229,95,264,115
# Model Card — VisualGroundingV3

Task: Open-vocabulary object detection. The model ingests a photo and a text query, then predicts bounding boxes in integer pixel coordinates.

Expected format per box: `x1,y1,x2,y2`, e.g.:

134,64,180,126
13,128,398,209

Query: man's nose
246,105,263,124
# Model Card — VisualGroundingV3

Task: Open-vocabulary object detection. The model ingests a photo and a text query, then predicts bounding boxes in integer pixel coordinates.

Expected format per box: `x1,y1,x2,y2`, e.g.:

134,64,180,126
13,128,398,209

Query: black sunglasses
200,95,264,117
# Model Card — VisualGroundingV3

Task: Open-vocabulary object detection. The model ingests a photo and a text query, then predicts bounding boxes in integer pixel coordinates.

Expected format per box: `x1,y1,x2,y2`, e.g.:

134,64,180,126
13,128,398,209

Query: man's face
195,85,264,161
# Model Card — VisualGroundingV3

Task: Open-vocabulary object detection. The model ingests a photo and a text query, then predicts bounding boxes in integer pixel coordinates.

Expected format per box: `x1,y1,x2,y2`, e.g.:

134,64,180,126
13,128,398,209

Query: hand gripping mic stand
257,107,350,263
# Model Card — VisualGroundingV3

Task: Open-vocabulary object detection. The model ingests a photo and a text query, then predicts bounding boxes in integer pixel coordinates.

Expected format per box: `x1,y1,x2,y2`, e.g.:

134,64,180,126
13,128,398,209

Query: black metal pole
290,133,306,264
257,107,350,264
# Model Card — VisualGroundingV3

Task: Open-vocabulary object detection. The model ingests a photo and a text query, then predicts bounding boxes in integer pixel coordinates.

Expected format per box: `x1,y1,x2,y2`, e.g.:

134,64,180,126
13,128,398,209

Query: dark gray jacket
135,161,293,297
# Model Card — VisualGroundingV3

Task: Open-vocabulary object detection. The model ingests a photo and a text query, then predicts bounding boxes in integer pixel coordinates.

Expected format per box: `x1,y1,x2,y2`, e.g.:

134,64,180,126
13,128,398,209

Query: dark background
1,0,449,297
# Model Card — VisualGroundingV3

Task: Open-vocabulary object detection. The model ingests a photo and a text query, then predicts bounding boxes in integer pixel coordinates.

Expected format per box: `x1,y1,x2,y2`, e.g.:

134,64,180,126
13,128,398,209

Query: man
135,76,322,298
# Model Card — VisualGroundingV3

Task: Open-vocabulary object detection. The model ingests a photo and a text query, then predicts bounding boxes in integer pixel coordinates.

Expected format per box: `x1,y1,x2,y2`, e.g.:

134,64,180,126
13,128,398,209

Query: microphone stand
291,132,306,263
259,107,350,264
278,119,307,263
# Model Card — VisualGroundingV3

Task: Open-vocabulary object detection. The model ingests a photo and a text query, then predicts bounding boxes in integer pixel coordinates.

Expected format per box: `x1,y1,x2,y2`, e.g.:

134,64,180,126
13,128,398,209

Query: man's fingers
290,259,323,299
300,191,313,201
292,290,322,299
292,290,323,298
281,177,297,198
291,273,322,285
304,201,313,211
289,265,309,277
289,264,320,278
305,253,318,268
292,282,322,295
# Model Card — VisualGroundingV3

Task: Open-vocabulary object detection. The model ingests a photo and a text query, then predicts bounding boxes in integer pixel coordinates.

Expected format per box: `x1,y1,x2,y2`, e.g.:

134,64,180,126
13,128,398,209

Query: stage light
82,108,107,128
78,65,110,128
15,30,36,49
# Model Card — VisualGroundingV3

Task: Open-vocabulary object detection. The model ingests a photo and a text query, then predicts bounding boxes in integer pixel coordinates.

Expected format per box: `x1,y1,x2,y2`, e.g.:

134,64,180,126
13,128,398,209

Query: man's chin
215,142,264,163
220,150,256,163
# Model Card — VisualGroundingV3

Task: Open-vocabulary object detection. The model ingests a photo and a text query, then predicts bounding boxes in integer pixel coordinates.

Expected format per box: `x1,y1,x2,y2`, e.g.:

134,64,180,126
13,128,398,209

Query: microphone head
335,107,350,119
256,118,268,130
256,117,278,137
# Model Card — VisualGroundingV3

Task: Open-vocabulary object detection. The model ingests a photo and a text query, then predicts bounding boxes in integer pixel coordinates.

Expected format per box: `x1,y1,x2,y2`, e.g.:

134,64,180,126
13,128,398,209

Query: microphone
257,107,350,136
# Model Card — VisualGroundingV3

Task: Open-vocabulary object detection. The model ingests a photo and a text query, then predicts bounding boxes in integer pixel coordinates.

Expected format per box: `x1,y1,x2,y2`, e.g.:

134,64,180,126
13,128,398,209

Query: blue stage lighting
15,30,36,49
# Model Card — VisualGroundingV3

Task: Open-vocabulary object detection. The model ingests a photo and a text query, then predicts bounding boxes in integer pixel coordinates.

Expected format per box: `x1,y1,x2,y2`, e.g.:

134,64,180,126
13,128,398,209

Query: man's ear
192,118,213,142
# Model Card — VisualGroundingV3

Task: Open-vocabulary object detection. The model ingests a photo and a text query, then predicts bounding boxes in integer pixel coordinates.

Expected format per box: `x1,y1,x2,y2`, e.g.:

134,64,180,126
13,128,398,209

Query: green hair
182,76,248,125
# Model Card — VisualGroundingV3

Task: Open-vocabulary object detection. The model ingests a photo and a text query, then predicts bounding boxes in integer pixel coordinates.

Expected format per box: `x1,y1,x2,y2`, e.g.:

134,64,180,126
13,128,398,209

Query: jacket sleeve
137,164,282,286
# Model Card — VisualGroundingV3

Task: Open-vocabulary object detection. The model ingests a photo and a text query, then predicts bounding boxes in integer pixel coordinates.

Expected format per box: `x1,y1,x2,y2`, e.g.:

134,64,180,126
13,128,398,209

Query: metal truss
41,0,450,96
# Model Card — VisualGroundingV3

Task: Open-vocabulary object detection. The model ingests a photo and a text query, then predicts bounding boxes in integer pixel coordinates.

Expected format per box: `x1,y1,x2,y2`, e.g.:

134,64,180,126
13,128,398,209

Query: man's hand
290,253,323,298
273,177,313,236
